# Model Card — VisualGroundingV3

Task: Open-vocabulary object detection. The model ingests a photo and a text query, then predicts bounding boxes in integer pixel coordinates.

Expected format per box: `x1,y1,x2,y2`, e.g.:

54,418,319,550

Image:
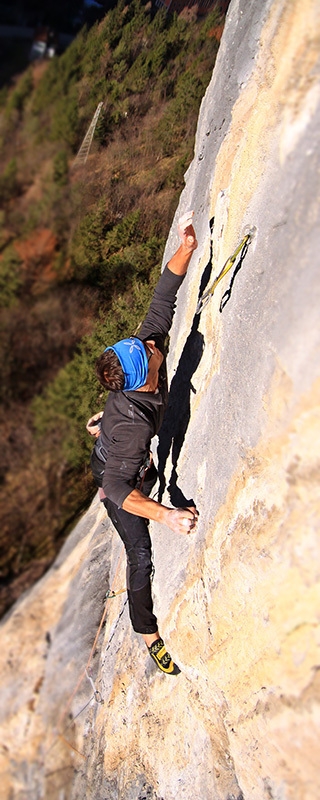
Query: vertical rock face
0,0,319,798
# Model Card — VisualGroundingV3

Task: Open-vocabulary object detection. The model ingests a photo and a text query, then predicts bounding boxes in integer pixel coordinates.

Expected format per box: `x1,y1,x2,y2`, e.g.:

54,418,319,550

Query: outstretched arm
138,210,197,343
122,488,198,535
167,210,198,276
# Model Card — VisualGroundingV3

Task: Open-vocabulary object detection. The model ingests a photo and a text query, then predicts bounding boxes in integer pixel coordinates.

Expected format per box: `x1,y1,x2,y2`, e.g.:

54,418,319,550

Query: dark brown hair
95,349,124,391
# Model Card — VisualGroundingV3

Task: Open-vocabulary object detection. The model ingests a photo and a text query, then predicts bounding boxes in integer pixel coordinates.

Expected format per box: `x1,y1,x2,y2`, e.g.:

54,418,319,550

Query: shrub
5,69,33,117
53,150,69,186
31,31,86,138
0,246,22,308
102,210,141,256
99,2,125,49
164,153,190,190
81,21,106,77
155,67,211,156
0,159,19,205
98,240,161,296
50,86,79,149
69,200,106,282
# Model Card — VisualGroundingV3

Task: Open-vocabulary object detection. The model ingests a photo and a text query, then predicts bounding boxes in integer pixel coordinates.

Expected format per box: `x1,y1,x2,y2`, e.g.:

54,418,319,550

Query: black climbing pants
103,463,158,635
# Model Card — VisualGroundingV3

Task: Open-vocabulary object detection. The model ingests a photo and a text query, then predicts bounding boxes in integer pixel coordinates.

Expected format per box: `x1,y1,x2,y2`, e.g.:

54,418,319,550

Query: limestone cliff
0,0,319,797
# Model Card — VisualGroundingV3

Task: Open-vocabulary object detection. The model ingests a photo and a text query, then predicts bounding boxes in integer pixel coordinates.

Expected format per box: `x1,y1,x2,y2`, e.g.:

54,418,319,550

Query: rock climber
86,211,199,675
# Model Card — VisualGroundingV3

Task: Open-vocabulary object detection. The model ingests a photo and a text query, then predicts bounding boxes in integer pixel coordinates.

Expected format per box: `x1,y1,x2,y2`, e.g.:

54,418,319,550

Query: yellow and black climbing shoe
148,638,181,675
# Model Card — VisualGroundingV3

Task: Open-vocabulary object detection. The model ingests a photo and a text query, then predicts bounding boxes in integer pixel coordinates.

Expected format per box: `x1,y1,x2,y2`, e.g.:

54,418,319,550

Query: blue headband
105,337,149,391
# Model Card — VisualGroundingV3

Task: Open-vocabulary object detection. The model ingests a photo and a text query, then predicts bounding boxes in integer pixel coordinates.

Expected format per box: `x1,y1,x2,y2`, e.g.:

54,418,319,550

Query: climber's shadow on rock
157,218,215,507
157,321,204,507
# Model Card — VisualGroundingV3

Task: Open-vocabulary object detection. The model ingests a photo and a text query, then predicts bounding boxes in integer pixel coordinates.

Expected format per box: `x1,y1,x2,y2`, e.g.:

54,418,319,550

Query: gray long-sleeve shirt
95,265,185,508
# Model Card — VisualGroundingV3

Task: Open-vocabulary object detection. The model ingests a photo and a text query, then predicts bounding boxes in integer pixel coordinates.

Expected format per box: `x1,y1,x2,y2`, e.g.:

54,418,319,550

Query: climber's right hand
165,506,199,535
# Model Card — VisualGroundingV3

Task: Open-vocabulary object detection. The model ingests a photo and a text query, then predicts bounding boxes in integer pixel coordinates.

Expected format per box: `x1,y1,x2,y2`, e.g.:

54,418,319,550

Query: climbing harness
138,451,153,488
196,228,255,315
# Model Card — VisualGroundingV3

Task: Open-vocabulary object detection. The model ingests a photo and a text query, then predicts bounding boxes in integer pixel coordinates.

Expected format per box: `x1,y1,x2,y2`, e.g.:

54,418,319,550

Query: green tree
51,87,79,149
53,150,69,186
0,246,22,308
69,200,106,282
0,159,19,205
5,69,33,117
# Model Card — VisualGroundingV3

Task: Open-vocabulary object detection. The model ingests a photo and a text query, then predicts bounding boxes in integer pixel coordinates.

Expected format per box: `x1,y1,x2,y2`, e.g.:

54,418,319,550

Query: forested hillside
0,0,224,615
